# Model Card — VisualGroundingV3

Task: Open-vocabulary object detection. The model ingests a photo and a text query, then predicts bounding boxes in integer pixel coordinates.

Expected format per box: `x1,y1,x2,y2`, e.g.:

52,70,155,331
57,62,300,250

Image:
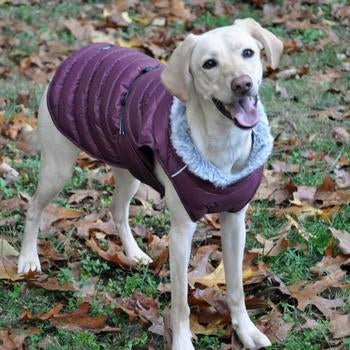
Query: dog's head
161,18,283,128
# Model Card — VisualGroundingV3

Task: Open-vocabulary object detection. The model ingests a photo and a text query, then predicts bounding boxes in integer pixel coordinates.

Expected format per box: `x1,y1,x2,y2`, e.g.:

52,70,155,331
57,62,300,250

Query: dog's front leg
166,185,196,350
220,208,271,350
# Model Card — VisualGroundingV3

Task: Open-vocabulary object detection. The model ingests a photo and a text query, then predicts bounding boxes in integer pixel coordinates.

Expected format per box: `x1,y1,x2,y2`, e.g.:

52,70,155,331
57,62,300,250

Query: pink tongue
231,97,259,128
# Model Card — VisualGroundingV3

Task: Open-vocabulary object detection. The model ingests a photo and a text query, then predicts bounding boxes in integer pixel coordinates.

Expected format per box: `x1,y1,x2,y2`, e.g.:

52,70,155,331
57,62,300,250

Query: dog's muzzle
212,96,259,130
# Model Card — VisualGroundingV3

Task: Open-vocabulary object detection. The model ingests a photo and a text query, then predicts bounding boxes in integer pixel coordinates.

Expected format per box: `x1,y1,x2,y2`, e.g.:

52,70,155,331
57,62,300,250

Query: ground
0,1,350,349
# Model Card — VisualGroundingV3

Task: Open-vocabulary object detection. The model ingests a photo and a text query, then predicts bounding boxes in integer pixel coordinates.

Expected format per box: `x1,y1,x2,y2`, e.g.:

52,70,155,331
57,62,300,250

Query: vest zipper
119,65,160,136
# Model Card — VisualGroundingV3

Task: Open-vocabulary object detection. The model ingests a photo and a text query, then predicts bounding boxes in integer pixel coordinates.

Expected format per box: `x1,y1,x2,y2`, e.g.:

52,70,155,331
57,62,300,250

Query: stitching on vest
171,164,188,178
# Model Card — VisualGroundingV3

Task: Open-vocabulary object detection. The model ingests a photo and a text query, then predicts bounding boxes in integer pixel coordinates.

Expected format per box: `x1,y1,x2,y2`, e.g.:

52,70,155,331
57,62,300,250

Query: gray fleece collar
169,97,273,188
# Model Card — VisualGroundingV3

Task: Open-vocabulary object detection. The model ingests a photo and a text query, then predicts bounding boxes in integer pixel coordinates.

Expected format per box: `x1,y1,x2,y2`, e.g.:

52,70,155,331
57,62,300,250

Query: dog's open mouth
212,96,259,129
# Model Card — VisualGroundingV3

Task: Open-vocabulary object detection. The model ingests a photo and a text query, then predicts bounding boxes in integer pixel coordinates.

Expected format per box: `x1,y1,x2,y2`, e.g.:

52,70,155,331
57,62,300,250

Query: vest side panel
47,44,161,169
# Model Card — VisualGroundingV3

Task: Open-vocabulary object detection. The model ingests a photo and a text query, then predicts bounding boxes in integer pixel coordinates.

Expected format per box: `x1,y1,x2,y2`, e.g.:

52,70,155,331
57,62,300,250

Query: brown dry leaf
68,189,99,204
134,183,162,208
255,169,291,203
189,252,268,289
293,185,316,204
309,106,349,121
77,152,104,169
332,127,350,144
38,240,65,261
275,65,309,80
86,237,137,268
275,81,289,99
39,204,83,232
3,112,37,140
0,196,27,212
329,228,350,255
271,161,299,173
318,174,336,193
190,313,226,336
188,245,218,287
170,0,192,21
75,217,117,239
287,270,345,318
0,160,19,184
286,214,309,241
103,4,131,28
0,239,24,281
0,327,40,350
310,255,350,275
29,275,77,292
64,19,96,41
50,302,113,332
115,292,163,335
276,201,340,221
190,287,228,310
21,304,63,321
147,235,168,274
257,310,292,342
249,234,274,255
334,169,350,189
203,213,220,230
329,313,350,338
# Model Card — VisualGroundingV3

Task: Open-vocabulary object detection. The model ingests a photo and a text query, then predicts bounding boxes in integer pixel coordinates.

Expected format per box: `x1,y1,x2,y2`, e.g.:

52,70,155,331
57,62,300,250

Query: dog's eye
242,49,254,58
202,59,217,69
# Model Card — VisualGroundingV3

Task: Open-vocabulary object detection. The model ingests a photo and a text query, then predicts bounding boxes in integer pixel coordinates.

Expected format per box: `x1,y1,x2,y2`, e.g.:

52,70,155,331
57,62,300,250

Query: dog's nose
231,75,253,94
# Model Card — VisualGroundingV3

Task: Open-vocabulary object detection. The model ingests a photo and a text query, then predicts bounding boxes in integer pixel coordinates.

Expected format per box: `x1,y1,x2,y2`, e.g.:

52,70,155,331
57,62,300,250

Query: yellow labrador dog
18,18,282,349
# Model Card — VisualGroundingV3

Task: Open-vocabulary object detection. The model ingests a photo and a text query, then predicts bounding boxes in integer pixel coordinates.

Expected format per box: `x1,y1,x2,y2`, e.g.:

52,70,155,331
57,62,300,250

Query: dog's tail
21,124,40,152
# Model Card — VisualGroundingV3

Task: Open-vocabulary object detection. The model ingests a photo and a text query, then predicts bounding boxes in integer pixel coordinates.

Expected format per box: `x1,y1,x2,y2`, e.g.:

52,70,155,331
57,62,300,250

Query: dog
18,18,283,349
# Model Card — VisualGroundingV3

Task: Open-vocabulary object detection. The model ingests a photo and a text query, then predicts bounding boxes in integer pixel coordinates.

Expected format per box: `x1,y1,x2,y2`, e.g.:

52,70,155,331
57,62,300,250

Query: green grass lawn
1,1,350,349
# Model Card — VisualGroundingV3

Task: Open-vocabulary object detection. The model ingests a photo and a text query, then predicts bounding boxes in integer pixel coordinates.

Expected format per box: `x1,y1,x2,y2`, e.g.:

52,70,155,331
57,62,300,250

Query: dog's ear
161,34,198,103
234,18,283,69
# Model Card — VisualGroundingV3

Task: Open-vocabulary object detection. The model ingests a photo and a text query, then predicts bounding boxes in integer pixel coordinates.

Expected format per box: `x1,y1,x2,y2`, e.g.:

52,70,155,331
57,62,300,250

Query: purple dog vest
47,43,264,221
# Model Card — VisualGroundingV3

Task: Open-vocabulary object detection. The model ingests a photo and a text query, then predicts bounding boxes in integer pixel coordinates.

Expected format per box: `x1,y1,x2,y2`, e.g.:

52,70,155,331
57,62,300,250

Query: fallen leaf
334,169,350,188
170,0,192,21
329,313,350,338
293,185,316,204
332,127,350,144
287,270,345,318
40,204,83,232
64,19,96,41
29,275,77,292
86,237,137,268
190,313,226,336
115,292,163,335
257,310,292,342
68,189,99,204
0,239,24,281
0,327,40,350
310,255,350,275
75,217,117,239
318,174,337,193
21,304,63,321
2,112,36,140
329,228,350,255
271,161,299,173
50,302,111,331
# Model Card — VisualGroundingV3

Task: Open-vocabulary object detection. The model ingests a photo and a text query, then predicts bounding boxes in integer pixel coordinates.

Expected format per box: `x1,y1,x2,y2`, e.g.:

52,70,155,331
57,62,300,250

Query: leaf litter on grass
1,0,350,349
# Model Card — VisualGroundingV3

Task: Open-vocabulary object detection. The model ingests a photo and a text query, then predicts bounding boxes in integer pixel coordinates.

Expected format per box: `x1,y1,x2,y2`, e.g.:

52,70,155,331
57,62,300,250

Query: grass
0,0,350,349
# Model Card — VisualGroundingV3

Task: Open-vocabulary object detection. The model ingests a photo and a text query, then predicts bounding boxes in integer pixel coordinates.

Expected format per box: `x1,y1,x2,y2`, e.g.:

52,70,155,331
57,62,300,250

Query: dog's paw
172,328,194,350
127,247,153,265
17,252,41,274
233,313,271,349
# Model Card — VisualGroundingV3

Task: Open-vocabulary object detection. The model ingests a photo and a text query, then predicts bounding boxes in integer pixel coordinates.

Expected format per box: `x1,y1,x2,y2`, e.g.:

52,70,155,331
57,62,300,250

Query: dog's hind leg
110,167,152,264
220,208,271,349
18,91,80,273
